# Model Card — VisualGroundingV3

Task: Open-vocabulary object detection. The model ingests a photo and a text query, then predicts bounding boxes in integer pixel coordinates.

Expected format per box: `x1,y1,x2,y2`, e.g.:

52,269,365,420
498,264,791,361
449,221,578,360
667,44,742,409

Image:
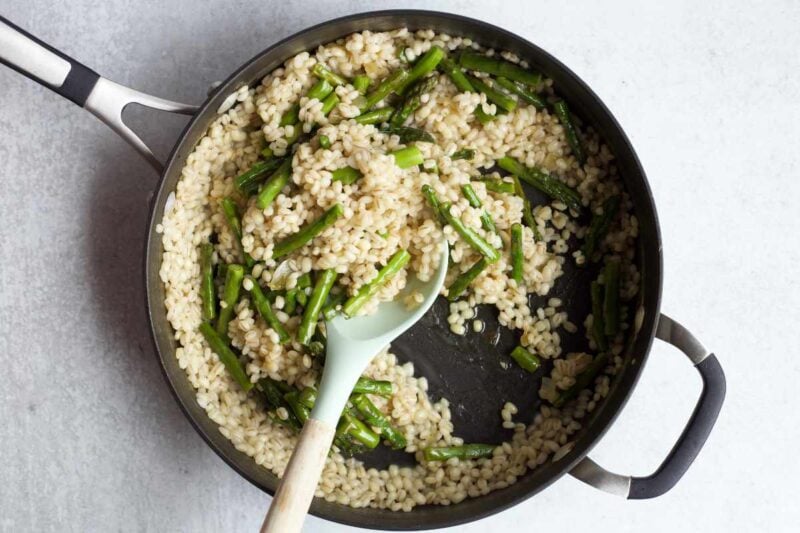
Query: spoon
261,239,449,533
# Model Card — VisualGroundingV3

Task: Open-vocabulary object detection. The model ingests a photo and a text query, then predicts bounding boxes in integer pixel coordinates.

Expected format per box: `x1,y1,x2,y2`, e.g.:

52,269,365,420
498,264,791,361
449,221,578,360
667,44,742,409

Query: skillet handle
569,313,726,499
0,16,197,171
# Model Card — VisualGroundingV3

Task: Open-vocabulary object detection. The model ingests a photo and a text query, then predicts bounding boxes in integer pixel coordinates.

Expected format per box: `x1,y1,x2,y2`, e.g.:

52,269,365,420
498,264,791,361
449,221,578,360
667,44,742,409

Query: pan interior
146,10,662,531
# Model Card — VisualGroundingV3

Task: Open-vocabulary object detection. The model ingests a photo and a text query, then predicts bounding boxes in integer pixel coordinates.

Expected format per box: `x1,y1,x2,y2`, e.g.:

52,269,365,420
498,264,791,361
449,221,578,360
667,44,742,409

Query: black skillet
0,10,725,530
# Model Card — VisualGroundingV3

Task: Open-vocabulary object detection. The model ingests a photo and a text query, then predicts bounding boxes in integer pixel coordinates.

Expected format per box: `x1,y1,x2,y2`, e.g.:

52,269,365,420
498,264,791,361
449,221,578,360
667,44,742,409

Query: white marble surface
1,1,797,531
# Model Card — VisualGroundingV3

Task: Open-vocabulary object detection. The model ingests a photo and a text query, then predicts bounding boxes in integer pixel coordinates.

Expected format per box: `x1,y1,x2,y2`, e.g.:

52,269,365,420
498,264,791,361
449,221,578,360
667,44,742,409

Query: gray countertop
1,1,798,531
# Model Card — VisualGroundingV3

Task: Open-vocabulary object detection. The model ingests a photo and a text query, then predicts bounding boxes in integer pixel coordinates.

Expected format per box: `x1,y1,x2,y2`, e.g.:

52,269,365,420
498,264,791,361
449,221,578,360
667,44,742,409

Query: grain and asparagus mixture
158,28,640,510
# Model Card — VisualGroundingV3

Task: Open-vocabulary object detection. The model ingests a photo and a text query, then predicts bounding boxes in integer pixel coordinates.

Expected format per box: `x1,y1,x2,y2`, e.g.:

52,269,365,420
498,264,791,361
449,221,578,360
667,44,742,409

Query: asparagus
390,146,424,169
234,157,284,194
331,166,363,185
353,377,393,397
272,203,344,259
340,411,380,449
421,184,446,224
319,135,332,149
258,378,301,428
474,105,497,124
451,148,475,161
441,203,500,262
495,76,546,110
320,92,339,116
284,390,311,424
321,290,346,321
498,156,582,212
199,322,253,392
298,270,337,345
380,126,435,144
280,104,300,127
256,158,292,210
583,196,621,260
552,100,586,165
481,178,515,194
552,353,609,408
459,52,541,87
353,74,370,94
391,75,438,126
351,394,407,449
246,275,290,343
467,75,517,112
437,57,474,93
509,175,540,240
283,289,297,315
510,223,524,284
312,63,347,87
215,264,244,338
355,107,395,125
200,243,216,321
461,184,496,233
423,443,496,461
603,259,620,336
362,69,410,111
342,249,411,317
396,46,445,93
261,147,273,159
295,289,308,307
447,257,490,301
296,272,312,290
220,198,255,268
510,345,540,373
590,280,608,351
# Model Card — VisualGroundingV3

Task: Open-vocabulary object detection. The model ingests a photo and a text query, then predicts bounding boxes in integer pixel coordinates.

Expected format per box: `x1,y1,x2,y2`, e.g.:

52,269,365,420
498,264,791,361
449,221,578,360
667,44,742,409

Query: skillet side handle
570,313,726,499
0,16,197,171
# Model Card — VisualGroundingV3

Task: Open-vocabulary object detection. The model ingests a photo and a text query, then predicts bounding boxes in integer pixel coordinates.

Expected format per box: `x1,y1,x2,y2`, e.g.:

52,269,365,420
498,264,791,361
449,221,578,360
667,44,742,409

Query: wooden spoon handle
261,418,336,533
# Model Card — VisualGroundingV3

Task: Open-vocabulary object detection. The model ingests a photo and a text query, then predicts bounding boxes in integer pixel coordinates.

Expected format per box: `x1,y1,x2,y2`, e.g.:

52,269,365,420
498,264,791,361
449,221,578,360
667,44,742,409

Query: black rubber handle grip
0,16,99,106
628,353,726,499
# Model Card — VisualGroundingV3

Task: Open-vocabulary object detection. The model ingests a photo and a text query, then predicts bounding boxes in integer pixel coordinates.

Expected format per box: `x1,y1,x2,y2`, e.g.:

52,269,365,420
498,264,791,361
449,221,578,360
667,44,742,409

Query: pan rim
144,9,663,530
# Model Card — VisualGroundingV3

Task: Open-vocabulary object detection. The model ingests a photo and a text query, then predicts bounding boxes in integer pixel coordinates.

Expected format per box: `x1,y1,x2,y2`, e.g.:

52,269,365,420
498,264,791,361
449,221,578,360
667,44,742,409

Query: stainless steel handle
0,16,198,171
570,313,726,499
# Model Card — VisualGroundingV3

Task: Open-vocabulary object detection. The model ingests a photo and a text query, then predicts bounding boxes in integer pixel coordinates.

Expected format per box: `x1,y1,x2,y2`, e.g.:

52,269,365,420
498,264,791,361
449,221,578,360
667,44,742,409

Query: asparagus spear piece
220,198,255,268
509,175,539,240
380,126,435,144
312,63,347,87
552,353,609,408
331,166,363,185
234,157,284,195
342,249,411,317
437,57,474,92
256,158,292,210
480,178,515,194
495,76,546,110
510,223,524,284
421,184,447,225
590,280,608,351
319,135,332,149
297,387,380,449
583,196,621,260
246,275,290,344
447,257,490,301
284,390,311,424
283,289,297,315
355,107,395,125
510,345,540,373
603,259,621,336
280,104,300,127
199,322,253,392
498,156,582,212
351,394,407,449
451,148,475,161
272,203,344,259
258,378,301,429
390,146,424,169
459,52,542,87
396,46,445,93
353,74,370,94
200,243,216,321
353,377,393,397
552,99,586,165
474,105,497,124
391,75,438,126
441,203,500,262
466,75,517,112
215,264,244,338
461,183,496,233
321,290,346,321
320,92,339,116
423,443,496,461
298,270,337,345
361,69,410,111
261,147,274,159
